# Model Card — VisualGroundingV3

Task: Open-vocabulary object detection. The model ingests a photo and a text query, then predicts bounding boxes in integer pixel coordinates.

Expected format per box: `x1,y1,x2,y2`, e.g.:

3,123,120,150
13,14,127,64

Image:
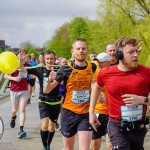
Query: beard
75,55,86,62
77,58,86,62
122,59,138,70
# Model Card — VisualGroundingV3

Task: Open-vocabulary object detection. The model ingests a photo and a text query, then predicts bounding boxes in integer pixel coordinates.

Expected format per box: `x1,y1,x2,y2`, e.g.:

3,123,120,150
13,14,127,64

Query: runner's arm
43,65,66,94
18,49,27,73
43,79,59,94
89,82,102,131
122,94,150,106
4,74,21,82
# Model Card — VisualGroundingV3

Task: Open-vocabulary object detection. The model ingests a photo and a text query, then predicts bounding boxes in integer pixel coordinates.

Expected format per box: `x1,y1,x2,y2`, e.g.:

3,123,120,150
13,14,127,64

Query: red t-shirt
97,64,150,120
10,70,28,92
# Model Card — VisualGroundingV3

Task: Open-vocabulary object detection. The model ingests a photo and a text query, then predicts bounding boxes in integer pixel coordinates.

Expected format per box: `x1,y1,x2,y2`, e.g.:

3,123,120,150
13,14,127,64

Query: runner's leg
78,131,92,150
62,135,75,150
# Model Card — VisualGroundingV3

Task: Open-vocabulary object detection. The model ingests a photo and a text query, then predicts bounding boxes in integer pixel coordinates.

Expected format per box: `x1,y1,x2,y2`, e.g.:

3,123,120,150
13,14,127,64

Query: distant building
0,40,5,51
0,40,44,54
7,48,19,54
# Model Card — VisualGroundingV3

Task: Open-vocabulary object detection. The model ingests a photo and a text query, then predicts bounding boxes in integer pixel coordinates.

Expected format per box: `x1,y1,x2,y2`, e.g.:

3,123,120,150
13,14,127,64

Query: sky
0,0,98,48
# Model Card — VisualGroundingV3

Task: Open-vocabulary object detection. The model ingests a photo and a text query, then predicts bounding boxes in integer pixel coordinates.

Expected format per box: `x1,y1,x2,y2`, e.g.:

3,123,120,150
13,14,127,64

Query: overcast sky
0,0,98,48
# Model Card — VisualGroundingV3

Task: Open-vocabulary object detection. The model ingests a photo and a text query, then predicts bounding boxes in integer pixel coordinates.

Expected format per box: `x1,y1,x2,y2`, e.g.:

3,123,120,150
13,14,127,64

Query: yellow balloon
0,51,19,74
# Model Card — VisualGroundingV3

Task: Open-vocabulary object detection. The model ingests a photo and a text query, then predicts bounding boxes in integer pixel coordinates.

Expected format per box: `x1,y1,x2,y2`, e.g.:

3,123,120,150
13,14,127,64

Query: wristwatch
144,97,149,104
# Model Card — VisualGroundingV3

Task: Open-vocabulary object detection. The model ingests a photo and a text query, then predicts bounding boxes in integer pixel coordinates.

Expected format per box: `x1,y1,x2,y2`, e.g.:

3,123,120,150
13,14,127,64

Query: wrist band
144,97,149,104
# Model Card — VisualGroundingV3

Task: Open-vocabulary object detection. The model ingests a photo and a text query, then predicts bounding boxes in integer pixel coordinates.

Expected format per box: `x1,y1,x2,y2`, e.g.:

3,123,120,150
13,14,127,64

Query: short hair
90,51,97,55
44,50,56,57
116,37,138,49
106,43,115,50
26,54,31,59
72,38,88,48
39,52,44,56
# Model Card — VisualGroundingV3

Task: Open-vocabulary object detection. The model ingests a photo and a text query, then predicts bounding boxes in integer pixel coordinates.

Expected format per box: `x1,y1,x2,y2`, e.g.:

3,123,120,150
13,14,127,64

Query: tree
0,48,3,54
45,23,71,59
96,0,150,66
20,41,38,59
45,17,90,59
20,40,36,49
68,17,89,43
44,1,150,65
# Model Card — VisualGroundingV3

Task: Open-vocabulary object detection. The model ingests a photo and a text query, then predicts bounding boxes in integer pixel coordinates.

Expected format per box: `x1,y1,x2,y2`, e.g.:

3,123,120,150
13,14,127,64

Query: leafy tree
68,17,89,43
20,40,36,49
45,17,90,59
45,23,71,59
96,0,150,66
27,47,39,59
44,1,150,65
19,41,38,59
135,14,150,66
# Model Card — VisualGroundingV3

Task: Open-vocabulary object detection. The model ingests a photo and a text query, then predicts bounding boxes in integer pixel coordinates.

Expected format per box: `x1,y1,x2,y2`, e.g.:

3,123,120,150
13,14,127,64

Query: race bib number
18,72,27,78
72,90,90,104
121,105,143,122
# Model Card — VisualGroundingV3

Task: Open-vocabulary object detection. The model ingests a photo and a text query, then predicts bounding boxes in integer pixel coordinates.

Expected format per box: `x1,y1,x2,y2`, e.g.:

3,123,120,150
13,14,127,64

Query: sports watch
144,97,149,104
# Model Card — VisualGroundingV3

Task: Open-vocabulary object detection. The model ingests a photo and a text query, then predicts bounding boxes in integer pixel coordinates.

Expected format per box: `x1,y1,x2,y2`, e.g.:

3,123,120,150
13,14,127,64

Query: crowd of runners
4,37,150,150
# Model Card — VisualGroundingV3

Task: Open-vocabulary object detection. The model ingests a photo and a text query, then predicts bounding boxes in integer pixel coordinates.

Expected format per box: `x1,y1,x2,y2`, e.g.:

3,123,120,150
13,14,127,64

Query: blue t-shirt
30,60,38,66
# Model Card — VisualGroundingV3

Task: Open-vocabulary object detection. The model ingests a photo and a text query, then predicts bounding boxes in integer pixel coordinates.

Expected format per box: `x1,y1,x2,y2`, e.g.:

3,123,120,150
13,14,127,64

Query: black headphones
115,38,125,60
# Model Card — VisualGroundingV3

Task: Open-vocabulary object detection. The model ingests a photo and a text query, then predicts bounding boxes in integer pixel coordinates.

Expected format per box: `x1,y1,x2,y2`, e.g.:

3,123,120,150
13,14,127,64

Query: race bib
72,90,90,104
18,72,27,78
121,105,143,122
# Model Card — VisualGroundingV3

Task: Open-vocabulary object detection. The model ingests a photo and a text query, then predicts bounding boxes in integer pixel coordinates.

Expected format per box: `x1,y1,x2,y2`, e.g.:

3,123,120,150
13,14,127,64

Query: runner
90,52,111,150
89,51,97,61
89,37,150,150
4,48,29,139
19,50,61,150
106,43,118,65
43,38,97,150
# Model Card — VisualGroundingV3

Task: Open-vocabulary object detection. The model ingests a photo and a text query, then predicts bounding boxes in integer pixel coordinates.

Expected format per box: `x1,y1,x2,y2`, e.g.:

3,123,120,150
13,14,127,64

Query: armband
18,72,27,78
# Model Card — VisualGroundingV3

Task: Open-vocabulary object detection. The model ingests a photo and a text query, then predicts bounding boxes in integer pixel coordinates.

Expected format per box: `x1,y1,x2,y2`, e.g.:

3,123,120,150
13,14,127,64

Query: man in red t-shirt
4,48,29,139
89,37,150,150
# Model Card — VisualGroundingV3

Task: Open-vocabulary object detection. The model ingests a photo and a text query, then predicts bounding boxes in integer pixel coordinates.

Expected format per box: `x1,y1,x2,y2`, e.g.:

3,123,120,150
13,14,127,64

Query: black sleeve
91,62,97,73
27,67,38,76
55,65,71,83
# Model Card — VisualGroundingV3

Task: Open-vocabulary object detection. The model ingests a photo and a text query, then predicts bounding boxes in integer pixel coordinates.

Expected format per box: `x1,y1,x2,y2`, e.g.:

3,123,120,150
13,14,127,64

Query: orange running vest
62,62,93,114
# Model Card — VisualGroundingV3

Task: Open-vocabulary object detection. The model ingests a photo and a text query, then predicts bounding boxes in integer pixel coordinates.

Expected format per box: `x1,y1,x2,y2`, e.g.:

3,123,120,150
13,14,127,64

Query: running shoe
10,115,17,128
17,130,27,139
43,146,50,150
32,93,35,97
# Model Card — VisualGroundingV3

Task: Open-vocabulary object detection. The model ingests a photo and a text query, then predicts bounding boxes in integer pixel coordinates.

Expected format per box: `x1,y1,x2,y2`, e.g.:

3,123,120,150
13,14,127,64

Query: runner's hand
48,70,57,82
89,112,101,132
14,76,22,82
122,94,144,105
18,49,26,63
